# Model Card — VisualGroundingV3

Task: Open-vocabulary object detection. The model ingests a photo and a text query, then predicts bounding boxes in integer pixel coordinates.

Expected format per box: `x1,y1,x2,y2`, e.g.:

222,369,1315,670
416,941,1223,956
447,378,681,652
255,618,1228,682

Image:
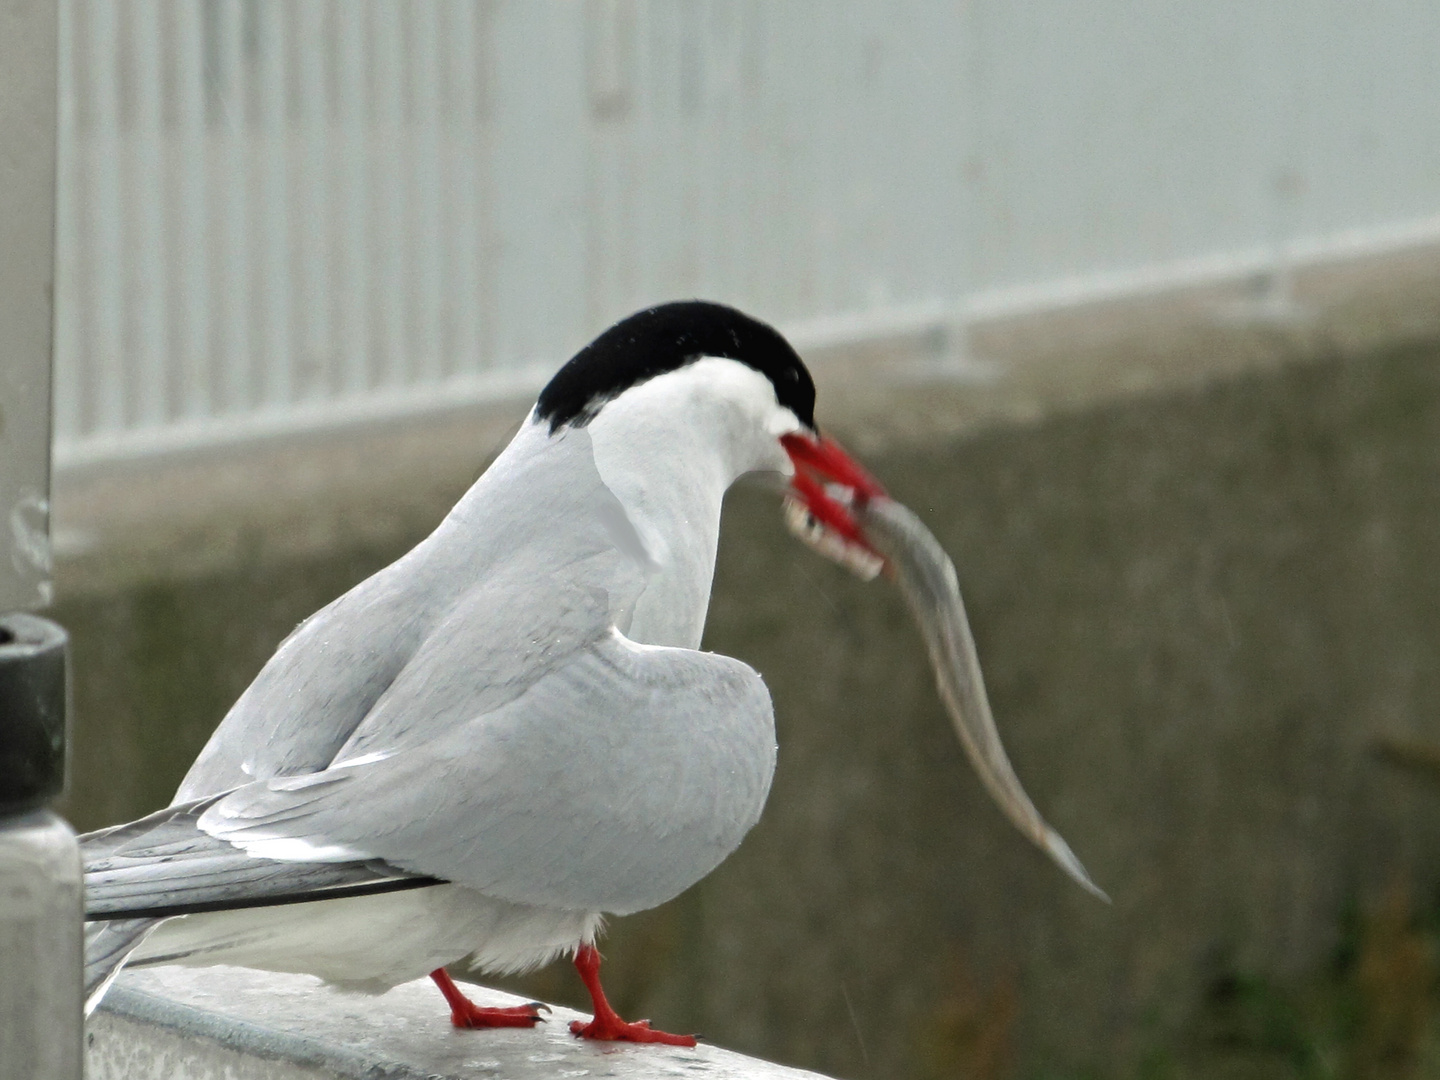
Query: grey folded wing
201,629,778,917
83,796,441,922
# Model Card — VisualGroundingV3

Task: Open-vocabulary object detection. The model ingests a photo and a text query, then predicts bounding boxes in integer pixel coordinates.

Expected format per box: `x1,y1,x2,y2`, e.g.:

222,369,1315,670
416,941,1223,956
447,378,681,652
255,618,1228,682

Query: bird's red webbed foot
569,1014,696,1046
567,944,698,1047
430,968,548,1029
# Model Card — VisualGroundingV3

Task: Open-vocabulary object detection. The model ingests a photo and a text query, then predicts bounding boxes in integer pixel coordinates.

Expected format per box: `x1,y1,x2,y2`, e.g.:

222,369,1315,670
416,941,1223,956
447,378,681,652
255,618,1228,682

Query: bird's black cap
536,301,816,433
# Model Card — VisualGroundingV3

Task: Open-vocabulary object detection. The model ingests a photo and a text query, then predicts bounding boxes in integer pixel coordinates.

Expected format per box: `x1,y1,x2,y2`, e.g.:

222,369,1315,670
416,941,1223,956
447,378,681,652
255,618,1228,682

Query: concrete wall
58,312,1440,1077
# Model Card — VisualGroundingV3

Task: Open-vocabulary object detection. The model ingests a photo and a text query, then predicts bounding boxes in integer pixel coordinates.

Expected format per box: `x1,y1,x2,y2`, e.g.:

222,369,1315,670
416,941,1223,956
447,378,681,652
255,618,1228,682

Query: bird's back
176,420,654,802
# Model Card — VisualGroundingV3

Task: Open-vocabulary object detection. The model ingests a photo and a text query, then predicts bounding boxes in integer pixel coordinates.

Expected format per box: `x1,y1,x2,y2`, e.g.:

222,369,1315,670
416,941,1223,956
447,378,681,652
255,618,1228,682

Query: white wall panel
51,0,1440,464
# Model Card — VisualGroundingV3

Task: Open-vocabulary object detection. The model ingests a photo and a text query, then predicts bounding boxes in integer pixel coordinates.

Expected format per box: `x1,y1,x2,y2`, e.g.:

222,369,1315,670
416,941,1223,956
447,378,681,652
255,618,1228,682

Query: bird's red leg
430,967,548,1029
567,944,697,1047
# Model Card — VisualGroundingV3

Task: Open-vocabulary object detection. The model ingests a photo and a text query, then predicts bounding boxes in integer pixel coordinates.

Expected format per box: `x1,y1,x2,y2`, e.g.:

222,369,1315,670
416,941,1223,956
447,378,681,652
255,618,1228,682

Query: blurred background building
53,4,1440,1080
54,0,1440,468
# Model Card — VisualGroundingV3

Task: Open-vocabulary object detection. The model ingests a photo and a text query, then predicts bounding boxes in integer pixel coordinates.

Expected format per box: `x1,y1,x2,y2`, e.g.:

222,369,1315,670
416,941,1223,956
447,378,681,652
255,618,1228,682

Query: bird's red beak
780,432,888,576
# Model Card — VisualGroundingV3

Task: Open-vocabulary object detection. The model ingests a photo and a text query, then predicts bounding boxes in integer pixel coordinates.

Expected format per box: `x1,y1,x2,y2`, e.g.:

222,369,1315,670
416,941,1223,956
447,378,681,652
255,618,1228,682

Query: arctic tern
83,301,1100,1046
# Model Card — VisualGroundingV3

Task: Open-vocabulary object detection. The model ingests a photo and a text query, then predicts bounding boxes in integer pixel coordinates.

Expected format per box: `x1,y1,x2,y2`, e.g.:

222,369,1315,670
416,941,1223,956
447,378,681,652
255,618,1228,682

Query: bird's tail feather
84,918,161,1015
81,795,444,1012
84,796,438,920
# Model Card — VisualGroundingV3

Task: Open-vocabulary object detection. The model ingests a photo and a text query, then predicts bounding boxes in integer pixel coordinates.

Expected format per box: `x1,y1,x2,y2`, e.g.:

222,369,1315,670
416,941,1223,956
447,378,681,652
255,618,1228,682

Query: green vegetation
1117,885,1432,1080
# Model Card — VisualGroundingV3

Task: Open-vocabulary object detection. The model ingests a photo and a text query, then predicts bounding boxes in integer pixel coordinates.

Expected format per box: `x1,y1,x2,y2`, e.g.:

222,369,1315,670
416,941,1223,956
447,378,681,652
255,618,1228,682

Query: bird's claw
569,1016,697,1047
451,1001,548,1029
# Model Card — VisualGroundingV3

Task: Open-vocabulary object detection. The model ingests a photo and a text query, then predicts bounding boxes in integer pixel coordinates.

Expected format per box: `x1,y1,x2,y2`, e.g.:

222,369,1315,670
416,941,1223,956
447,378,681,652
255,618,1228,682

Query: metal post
0,4,80,1079
0,0,59,613
0,616,77,1080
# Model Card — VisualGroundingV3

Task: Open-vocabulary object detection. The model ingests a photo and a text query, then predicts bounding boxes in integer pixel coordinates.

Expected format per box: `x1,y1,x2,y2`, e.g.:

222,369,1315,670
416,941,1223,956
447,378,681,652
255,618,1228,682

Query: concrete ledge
89,966,831,1080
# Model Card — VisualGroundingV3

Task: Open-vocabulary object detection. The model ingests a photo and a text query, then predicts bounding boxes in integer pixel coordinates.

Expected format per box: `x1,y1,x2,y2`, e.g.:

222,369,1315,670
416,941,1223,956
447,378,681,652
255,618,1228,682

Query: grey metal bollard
0,613,80,1080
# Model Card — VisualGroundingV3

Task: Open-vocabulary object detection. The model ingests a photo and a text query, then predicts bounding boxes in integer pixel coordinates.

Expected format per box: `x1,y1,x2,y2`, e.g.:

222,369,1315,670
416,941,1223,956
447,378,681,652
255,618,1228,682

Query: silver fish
790,490,1107,901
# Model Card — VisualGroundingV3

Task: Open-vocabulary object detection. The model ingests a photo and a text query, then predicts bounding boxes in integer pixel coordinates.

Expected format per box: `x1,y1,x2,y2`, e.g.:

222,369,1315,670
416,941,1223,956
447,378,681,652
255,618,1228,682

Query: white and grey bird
82,301,1101,1046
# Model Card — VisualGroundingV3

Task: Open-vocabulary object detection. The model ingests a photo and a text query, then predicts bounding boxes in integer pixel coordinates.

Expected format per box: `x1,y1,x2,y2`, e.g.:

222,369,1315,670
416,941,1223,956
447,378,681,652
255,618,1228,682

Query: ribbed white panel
292,1,325,403
52,0,1440,465
254,0,292,410
86,0,124,437
172,0,210,424
333,2,371,400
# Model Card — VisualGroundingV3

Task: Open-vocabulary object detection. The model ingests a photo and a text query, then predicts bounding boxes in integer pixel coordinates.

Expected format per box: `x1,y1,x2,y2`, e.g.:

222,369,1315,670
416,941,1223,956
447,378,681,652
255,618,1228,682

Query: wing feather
82,799,437,921
201,630,776,915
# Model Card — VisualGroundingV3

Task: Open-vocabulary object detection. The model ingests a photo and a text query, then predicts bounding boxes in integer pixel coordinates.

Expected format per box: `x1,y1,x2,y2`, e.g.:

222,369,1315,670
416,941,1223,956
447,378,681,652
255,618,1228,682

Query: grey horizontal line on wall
48,218,1440,599
55,207,1440,483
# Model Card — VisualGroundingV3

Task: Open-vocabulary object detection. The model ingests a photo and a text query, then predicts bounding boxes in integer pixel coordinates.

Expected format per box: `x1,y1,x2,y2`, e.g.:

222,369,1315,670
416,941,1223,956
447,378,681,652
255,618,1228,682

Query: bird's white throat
582,357,802,649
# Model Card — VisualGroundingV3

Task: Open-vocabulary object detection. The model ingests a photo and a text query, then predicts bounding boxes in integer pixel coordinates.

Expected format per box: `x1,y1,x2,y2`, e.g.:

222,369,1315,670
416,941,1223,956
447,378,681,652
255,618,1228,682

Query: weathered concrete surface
58,333,1440,1078
90,966,830,1079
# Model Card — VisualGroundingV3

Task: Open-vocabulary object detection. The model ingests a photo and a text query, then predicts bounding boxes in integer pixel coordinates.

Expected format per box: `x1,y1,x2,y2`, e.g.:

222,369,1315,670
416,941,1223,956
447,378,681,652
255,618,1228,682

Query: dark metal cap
0,613,69,813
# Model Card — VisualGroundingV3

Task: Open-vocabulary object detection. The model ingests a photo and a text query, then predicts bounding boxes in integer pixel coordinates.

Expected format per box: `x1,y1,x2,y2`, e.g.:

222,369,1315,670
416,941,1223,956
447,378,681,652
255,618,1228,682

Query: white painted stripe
87,0,123,436
961,212,1440,324
334,2,371,398
256,0,293,408
173,0,211,423
53,364,555,473
128,0,168,428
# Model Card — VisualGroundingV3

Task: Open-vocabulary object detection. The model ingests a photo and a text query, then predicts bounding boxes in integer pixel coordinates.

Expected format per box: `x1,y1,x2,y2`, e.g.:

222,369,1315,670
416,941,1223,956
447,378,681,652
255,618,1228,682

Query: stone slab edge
90,966,834,1080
